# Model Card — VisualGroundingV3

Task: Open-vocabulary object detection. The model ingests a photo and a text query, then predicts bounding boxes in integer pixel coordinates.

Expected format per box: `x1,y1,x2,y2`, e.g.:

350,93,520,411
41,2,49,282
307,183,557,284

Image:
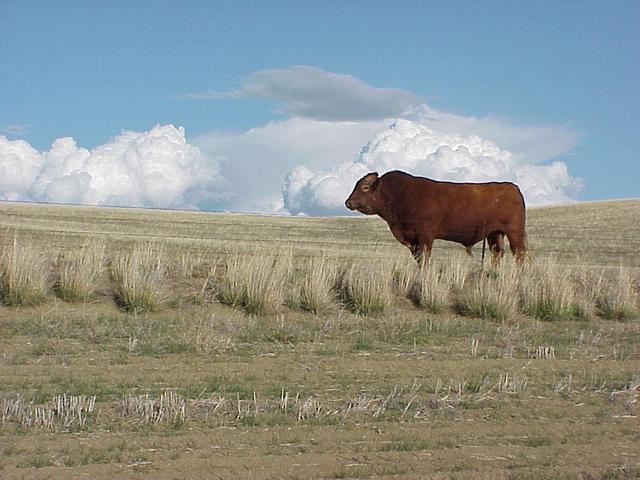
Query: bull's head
345,172,380,215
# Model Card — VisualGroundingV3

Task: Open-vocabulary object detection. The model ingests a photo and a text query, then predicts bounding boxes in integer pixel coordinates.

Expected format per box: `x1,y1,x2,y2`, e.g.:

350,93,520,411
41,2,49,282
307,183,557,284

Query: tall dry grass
341,260,394,315
519,260,583,321
440,256,472,292
296,256,338,314
55,241,106,302
392,255,418,299
0,238,50,306
218,252,291,315
242,253,291,315
455,261,520,322
417,265,450,313
218,254,245,307
110,243,166,314
570,268,605,320
596,267,639,321
0,229,636,322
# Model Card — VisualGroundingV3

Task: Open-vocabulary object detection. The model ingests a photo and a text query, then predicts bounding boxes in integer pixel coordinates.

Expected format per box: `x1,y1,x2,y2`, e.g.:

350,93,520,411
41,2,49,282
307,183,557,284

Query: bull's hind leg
487,232,505,266
505,229,527,265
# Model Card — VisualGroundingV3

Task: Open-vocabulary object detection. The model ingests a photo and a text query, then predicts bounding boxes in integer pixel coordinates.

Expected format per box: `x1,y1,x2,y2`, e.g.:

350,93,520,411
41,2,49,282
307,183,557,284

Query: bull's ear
369,172,380,190
364,172,379,186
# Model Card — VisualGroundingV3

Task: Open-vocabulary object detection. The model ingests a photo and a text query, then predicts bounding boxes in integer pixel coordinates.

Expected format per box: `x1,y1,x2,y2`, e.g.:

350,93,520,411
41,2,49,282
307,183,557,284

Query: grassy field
1,199,639,479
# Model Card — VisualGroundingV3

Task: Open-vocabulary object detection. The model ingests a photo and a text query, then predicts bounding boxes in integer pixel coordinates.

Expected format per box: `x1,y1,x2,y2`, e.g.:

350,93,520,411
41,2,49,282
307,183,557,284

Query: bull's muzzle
345,199,353,210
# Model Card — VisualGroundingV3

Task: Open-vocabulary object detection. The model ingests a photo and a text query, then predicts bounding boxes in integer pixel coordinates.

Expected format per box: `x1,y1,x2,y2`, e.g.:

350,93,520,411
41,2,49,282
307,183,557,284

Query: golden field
0,199,639,479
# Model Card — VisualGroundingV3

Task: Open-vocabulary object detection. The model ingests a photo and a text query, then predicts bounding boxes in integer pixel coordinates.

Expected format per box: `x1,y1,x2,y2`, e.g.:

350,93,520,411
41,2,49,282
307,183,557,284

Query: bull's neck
374,189,391,222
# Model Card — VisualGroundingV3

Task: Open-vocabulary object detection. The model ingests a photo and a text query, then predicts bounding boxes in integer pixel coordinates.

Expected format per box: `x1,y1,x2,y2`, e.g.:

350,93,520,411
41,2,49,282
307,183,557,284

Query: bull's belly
391,219,501,247
439,233,482,247
438,218,507,245
438,223,485,246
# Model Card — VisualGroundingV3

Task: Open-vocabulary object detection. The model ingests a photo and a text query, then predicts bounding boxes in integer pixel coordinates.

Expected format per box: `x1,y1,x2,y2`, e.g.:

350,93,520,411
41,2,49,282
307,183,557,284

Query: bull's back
379,171,527,254
381,171,525,222
392,175,525,242
414,178,521,213
445,181,524,218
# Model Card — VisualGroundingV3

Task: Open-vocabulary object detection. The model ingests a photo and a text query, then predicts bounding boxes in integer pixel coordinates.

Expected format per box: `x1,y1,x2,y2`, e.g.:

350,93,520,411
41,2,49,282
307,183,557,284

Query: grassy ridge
2,199,640,266
1,199,639,479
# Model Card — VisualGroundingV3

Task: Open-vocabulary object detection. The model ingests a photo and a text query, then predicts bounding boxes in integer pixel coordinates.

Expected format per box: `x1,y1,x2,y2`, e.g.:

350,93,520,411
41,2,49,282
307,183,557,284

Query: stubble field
0,199,639,479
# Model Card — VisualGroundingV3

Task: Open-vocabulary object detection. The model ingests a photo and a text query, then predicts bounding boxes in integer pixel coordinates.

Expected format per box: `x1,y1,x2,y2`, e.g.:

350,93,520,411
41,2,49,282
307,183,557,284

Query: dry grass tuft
496,373,530,393
110,243,166,314
392,254,418,299
55,241,106,302
218,254,245,307
520,260,583,321
455,261,520,322
296,256,338,314
219,252,291,315
530,346,556,359
2,393,97,429
439,256,472,292
242,252,291,315
571,268,604,320
341,260,394,315
120,390,186,425
596,267,639,321
417,264,450,313
0,237,50,306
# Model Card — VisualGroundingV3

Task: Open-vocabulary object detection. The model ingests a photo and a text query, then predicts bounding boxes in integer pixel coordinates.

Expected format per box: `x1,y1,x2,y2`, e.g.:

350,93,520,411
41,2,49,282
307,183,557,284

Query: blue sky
1,1,638,212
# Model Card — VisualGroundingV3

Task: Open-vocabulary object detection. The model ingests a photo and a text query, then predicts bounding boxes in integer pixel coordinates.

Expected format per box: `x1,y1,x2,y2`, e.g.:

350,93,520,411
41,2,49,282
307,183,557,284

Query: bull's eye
362,185,370,192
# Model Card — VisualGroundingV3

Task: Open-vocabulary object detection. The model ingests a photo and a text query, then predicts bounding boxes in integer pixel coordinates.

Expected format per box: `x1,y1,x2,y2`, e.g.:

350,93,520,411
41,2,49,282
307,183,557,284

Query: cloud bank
188,66,582,214
0,125,226,209
0,118,583,215
3,67,583,215
282,119,584,215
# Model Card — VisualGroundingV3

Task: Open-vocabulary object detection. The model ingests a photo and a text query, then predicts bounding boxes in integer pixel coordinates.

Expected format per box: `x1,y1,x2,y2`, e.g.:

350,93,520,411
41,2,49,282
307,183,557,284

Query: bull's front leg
388,224,414,252
387,223,432,266
412,238,433,267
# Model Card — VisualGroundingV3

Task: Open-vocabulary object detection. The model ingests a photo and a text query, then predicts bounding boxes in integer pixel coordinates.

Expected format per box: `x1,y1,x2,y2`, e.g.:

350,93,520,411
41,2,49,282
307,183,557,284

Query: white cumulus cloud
283,163,370,216
407,105,579,164
194,117,388,212
0,125,227,209
282,119,584,215
0,136,42,201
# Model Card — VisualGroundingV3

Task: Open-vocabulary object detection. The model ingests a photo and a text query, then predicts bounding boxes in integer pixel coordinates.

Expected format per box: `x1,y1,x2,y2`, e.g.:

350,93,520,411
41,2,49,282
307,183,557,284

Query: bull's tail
515,184,531,264
520,229,532,264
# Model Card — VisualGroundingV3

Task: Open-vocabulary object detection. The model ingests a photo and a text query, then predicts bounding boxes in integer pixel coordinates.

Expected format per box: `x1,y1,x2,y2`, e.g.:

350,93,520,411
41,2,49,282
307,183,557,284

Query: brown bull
345,170,527,264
